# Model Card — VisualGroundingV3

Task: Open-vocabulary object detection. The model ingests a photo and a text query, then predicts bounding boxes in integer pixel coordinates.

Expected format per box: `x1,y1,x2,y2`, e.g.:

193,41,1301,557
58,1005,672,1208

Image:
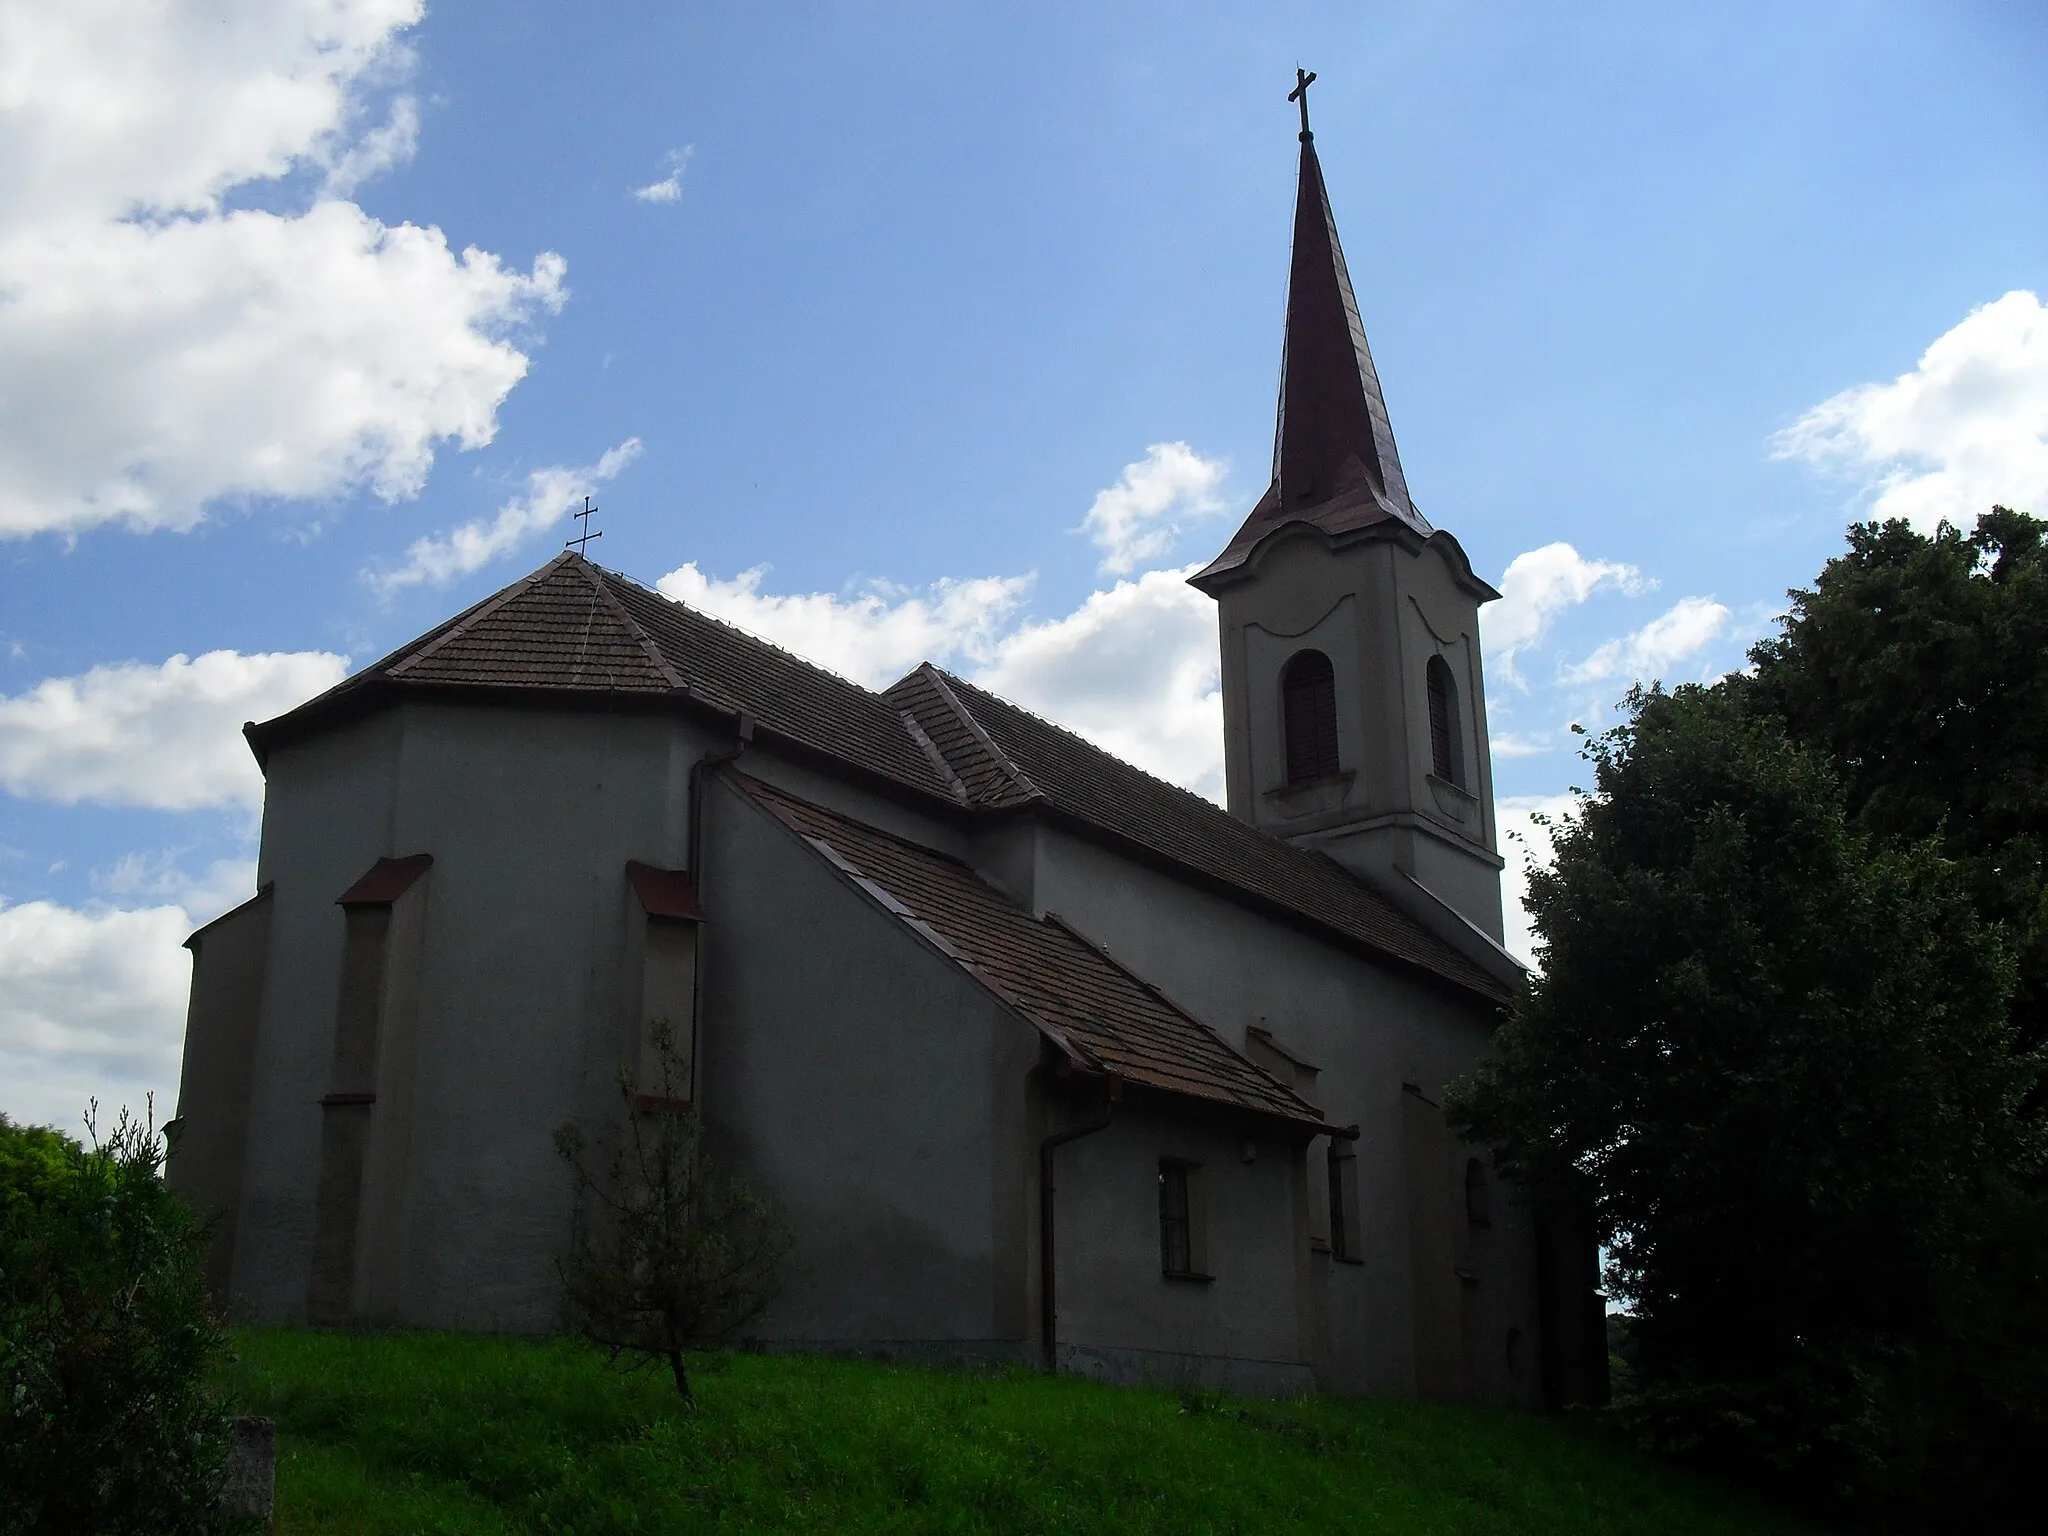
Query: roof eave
1116,1078,1358,1142
1191,515,1501,604
244,672,976,818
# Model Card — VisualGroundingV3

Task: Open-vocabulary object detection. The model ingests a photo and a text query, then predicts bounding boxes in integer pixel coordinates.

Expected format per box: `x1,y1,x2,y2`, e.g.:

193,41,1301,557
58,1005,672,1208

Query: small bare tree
553,1017,790,1405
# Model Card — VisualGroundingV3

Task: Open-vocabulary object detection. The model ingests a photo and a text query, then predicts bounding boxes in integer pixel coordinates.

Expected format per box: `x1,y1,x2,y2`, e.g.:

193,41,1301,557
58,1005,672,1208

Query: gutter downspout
687,712,754,877
684,713,752,1106
1038,1076,1120,1372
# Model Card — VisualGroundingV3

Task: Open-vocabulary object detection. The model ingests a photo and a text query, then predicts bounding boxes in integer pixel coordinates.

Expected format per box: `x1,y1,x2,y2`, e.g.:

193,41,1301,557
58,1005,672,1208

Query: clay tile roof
891,669,1509,1002
732,772,1336,1134
594,570,944,795
388,555,678,693
250,553,954,801
883,664,1041,808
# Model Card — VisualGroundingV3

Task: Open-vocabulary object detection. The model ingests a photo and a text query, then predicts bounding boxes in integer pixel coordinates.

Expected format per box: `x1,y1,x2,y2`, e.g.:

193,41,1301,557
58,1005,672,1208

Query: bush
554,1017,791,1404
0,1103,243,1534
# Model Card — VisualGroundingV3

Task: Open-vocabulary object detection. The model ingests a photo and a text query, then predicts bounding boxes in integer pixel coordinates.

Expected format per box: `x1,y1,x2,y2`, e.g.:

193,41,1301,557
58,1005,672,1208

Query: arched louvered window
1281,650,1340,784
1426,655,1461,784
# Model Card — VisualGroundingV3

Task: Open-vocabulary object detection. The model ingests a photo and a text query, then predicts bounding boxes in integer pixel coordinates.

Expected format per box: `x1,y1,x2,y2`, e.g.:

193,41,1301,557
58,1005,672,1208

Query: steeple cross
566,495,602,554
1289,67,1317,141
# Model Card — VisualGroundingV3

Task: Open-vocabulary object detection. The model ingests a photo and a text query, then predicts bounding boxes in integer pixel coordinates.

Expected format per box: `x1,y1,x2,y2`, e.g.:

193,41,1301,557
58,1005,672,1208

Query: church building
170,102,1605,1405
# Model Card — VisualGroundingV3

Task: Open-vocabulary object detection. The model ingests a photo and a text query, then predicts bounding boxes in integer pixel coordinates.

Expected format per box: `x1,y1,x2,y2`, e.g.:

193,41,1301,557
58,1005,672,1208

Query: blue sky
3,0,2044,1130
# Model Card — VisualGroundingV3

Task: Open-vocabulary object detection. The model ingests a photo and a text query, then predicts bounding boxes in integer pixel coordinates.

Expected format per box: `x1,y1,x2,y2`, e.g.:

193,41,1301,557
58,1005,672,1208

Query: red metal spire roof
1275,132,1416,523
1193,103,1435,589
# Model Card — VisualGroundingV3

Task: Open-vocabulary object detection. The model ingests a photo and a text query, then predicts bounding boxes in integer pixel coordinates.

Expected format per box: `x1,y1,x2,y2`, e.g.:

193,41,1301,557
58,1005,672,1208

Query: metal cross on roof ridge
1289,66,1317,142
566,495,602,554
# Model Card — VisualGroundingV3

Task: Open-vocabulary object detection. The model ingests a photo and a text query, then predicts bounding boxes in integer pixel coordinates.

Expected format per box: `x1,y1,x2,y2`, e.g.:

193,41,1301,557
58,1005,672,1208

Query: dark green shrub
554,1017,791,1404
1,1103,242,1534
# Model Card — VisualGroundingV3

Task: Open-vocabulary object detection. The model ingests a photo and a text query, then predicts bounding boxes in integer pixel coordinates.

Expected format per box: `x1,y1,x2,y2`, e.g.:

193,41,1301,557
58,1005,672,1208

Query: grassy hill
220,1330,1816,1535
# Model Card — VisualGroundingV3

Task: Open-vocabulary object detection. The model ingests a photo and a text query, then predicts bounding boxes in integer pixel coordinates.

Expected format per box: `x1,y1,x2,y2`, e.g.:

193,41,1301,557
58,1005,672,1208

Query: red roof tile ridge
385,553,580,679
914,664,1043,804
582,562,688,691
897,707,971,803
934,667,1227,819
1039,911,1324,1123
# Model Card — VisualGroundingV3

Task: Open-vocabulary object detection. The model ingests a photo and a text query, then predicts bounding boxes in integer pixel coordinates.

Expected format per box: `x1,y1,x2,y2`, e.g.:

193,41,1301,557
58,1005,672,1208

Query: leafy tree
1747,509,2048,1058
1,1103,246,1535
554,1018,791,1405
1447,680,2043,1522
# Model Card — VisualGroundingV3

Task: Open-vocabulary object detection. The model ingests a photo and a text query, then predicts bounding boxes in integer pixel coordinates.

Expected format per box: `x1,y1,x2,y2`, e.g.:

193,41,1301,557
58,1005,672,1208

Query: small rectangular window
1158,1159,1209,1278
1160,1162,1192,1274
1328,1144,1363,1262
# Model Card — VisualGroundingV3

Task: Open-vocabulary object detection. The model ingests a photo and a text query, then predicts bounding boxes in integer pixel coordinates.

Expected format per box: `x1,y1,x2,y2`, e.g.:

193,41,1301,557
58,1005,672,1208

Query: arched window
1426,655,1461,784
1464,1156,1492,1228
1281,650,1340,784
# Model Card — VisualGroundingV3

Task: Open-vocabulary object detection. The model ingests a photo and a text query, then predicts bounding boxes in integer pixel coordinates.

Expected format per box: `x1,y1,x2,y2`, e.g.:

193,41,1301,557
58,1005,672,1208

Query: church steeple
1274,127,1417,526
1192,79,1434,588
1188,77,1512,971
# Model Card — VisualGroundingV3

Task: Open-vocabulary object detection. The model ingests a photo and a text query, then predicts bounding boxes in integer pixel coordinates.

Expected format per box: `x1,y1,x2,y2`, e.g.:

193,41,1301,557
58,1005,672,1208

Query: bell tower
1190,76,1513,970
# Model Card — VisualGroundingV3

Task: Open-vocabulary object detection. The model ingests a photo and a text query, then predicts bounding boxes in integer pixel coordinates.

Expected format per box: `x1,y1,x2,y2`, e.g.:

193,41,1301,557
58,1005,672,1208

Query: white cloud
1081,442,1229,575
320,92,419,198
0,1,567,538
0,0,421,227
1483,543,1648,687
633,145,695,203
1773,290,2048,531
972,568,1224,799
1497,793,1577,968
657,563,1034,688
3,845,264,1133
1564,595,1731,686
97,853,259,925
0,650,345,811
372,438,645,591
654,445,1229,798
0,897,194,1135
1489,731,1551,759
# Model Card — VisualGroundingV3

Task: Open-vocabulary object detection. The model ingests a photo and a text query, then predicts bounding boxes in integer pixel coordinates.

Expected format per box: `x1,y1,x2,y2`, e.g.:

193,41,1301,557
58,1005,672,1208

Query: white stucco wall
696,773,1035,1354
988,816,1539,1401
1050,1098,1314,1394
234,701,715,1328
220,688,1537,1403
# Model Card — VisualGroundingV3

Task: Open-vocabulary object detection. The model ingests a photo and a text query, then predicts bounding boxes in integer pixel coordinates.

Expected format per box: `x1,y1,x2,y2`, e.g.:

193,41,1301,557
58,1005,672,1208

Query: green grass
218,1330,1817,1535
